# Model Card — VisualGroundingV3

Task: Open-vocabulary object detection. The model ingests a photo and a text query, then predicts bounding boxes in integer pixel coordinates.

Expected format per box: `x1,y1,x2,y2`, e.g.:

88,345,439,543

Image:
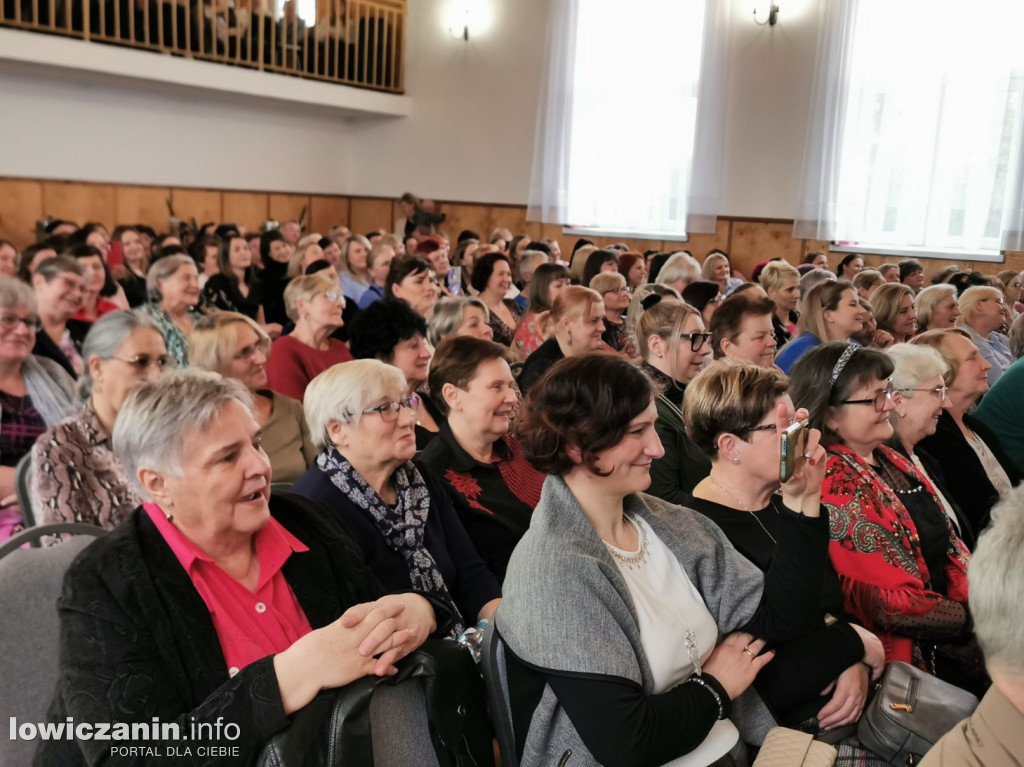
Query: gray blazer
497,476,780,766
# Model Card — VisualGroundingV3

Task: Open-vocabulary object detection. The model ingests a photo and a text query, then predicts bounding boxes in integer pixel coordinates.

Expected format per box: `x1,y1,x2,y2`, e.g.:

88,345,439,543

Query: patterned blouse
140,303,205,368
0,391,47,467
487,299,523,349
514,311,546,358
32,406,140,544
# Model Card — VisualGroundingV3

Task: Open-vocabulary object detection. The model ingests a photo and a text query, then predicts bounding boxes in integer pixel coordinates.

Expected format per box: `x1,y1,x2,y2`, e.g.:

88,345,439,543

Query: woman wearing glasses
265,274,353,402
789,343,977,688
885,343,975,550
33,310,166,541
590,272,634,354
190,313,316,484
293,359,501,632
637,300,713,504
956,286,1015,385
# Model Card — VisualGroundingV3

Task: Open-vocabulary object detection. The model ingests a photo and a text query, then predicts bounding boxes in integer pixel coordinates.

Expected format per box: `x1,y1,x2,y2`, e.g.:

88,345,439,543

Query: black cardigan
36,492,452,767
916,410,1021,536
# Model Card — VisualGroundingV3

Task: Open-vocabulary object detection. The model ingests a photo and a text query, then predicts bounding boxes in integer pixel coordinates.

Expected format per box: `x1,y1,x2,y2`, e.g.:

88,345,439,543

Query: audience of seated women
286,238,325,279
33,310,167,543
420,337,543,583
852,269,885,301
349,298,441,449
498,353,830,766
914,284,961,332
517,286,607,393
589,271,633,354
790,343,985,695
426,297,493,347
472,252,521,348
0,277,79,507
655,251,703,294
31,255,90,378
0,240,17,278
776,280,863,373
956,285,1014,385
140,253,204,368
387,255,439,321
112,225,150,307
710,293,778,368
683,359,885,731
835,254,865,282
356,241,394,309
759,260,802,348
203,233,281,338
265,274,352,401
339,234,373,303
636,299,713,504
581,248,619,288
190,312,316,484
870,283,918,343
513,262,570,358
259,229,294,326
37,370,445,765
293,359,501,633
885,343,975,549
911,329,1021,534
703,250,744,297
618,251,648,292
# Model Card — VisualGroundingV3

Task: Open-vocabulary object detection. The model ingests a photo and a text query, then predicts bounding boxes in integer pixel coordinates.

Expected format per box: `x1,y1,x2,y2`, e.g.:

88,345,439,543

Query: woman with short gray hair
31,254,89,378
426,297,494,347
32,310,169,542
38,368,448,765
140,254,204,367
293,358,501,634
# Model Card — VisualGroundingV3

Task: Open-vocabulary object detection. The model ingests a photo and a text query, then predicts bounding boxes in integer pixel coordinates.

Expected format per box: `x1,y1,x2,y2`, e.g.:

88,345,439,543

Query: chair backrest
14,452,35,529
480,623,518,767
0,524,105,766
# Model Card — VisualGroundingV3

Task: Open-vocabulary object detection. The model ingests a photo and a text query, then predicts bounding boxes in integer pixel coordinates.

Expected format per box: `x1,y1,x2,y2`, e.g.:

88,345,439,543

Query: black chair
479,623,518,767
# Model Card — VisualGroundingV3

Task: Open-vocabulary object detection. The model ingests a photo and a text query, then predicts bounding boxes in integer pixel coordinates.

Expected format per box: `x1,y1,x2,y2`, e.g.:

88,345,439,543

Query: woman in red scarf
789,343,980,693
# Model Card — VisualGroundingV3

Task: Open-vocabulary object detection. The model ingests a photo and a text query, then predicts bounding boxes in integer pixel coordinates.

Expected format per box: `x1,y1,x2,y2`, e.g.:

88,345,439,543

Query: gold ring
743,647,754,656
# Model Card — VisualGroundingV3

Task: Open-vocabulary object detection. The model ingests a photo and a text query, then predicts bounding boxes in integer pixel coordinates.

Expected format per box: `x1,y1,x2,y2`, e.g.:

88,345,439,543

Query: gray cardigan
497,476,800,766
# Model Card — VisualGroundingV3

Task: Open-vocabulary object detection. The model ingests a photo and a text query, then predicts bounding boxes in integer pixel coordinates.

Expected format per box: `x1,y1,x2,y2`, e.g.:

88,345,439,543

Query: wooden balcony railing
0,0,405,93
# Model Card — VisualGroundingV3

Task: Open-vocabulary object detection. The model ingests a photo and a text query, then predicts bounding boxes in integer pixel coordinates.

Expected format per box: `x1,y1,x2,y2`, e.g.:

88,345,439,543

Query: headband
829,344,859,387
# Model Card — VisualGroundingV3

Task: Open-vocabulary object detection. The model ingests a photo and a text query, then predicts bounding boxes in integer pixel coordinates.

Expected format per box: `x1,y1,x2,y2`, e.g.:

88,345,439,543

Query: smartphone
780,419,809,482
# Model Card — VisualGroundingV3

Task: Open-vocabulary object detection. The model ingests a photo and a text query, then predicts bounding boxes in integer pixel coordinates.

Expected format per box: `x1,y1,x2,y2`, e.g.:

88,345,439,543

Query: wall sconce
753,3,779,26
446,0,488,41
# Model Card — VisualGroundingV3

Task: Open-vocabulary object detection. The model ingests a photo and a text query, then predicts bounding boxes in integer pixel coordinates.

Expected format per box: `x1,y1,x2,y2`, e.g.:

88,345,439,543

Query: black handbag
857,661,979,766
257,637,494,767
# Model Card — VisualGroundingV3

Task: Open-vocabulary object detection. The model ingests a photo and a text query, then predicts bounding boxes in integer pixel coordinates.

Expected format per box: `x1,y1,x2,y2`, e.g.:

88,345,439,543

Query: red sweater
266,334,353,402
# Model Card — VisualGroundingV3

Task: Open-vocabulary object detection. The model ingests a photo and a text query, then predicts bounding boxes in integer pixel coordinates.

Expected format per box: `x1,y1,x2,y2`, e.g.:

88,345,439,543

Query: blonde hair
303,359,406,451
914,284,958,331
701,253,729,281
545,286,602,339
797,279,851,340
569,244,597,282
909,328,974,386
283,274,338,321
852,269,884,294
758,261,800,292
657,252,702,287
288,240,324,279
589,271,627,295
189,312,271,377
636,299,699,379
957,285,1003,326
869,283,916,337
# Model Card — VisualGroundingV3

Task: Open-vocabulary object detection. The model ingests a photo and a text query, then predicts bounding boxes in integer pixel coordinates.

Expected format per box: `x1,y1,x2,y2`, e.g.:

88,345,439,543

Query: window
529,0,726,239
796,1,1024,255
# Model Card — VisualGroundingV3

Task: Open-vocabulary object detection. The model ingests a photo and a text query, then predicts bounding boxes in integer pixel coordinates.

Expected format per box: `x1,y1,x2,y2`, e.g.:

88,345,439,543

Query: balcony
0,0,406,93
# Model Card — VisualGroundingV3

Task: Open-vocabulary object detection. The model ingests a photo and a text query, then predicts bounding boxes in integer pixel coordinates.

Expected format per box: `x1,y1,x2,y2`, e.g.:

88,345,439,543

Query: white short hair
969,488,1024,678
303,359,406,451
656,253,701,286
886,343,948,391
113,369,253,490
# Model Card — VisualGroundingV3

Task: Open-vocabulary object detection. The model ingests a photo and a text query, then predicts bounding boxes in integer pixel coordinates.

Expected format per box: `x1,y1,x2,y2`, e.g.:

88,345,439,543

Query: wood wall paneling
493,207,542,242
730,221,805,279
115,185,172,232
268,194,311,231
681,219,732,263
42,181,117,230
169,188,222,230
348,198,394,237
0,179,44,248
222,192,270,233
438,203,493,249
309,196,351,236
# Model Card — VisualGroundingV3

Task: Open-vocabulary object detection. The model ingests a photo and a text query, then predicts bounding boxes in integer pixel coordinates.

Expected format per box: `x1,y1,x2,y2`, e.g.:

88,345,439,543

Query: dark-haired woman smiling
203,234,283,339
498,353,829,767
473,252,521,348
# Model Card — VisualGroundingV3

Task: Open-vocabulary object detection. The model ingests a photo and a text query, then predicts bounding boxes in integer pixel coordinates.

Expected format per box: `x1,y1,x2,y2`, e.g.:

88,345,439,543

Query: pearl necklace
603,513,649,569
707,475,778,546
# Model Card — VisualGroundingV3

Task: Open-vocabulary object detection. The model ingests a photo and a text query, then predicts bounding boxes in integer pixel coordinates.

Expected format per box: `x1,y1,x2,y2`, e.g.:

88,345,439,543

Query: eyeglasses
836,380,902,412
738,423,777,438
113,354,174,372
981,297,1006,306
895,385,949,401
0,313,39,331
233,340,271,360
679,332,712,352
604,287,630,295
320,290,344,304
362,395,420,422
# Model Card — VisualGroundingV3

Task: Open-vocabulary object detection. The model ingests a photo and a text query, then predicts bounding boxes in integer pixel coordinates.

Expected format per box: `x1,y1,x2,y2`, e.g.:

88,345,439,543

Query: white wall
0,0,823,217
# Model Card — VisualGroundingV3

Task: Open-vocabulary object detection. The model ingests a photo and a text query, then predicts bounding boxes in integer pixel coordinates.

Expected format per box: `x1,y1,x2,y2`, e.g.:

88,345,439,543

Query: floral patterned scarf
316,448,464,635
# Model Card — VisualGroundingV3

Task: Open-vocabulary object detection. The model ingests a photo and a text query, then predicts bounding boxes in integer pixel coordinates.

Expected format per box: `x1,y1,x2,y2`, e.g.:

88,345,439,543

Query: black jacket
32,319,90,379
916,410,1021,536
37,492,452,766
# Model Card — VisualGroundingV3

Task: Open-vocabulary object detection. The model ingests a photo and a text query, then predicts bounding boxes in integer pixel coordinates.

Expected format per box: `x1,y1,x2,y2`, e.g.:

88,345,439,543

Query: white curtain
527,0,727,237
795,0,1024,253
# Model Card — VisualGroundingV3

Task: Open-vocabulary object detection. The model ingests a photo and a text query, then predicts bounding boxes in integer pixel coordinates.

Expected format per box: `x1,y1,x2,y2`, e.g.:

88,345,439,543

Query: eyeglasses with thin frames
895,385,949,401
362,395,420,422
680,332,712,352
836,380,902,412
233,340,271,361
0,313,39,332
